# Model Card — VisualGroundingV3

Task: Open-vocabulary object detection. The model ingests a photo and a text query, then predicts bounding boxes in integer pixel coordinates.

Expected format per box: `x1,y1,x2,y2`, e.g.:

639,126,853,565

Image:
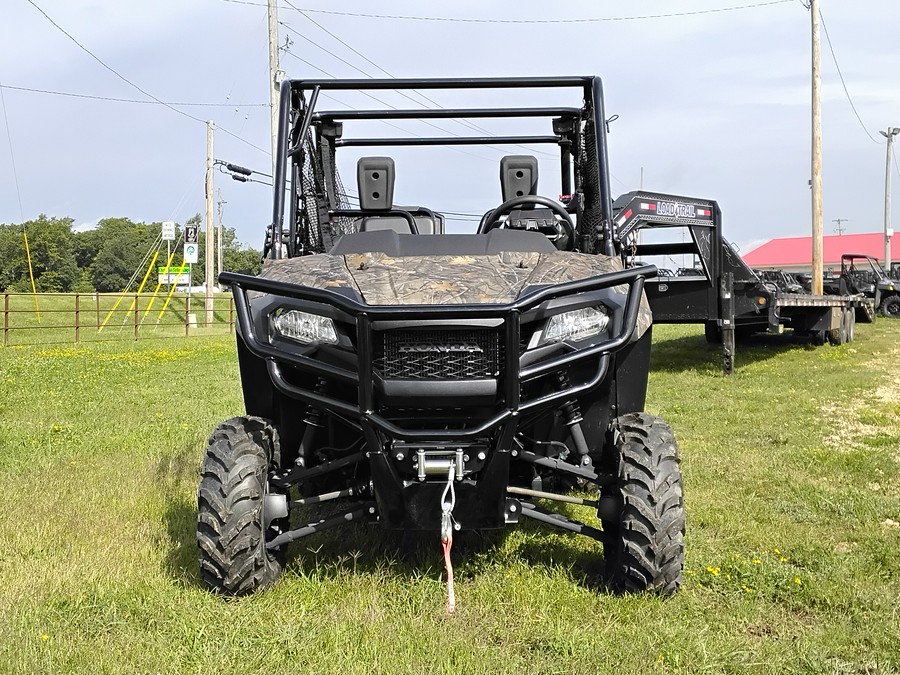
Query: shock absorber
296,377,328,467
557,371,591,465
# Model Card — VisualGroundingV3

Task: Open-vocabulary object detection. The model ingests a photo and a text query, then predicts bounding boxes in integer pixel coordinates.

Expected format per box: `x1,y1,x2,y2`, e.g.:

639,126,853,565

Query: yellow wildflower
752,558,761,564
706,566,720,576
41,635,48,642
794,577,802,586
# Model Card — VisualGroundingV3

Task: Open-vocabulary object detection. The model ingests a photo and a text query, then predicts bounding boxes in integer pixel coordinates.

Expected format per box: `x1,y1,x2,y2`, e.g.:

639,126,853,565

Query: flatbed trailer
613,190,873,373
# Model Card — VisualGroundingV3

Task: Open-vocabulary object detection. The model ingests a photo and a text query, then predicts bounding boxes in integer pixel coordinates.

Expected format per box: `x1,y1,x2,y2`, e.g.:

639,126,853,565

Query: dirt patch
821,348,900,456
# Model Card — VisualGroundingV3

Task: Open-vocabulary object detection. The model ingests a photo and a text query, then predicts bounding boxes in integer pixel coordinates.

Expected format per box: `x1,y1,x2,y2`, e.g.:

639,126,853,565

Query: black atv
843,254,899,318
197,76,684,598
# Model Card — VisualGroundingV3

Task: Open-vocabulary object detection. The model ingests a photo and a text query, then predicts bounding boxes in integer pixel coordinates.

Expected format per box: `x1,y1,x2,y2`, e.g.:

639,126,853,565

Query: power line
224,0,794,23
0,81,25,220
277,21,567,164
282,1,558,159
278,39,499,164
25,0,270,155
818,9,882,145
0,83,268,107
280,48,453,139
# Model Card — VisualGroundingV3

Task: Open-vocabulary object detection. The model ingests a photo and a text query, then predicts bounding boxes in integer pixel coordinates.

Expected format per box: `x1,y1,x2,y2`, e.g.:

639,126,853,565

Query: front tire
197,416,286,595
881,295,900,318
599,413,685,594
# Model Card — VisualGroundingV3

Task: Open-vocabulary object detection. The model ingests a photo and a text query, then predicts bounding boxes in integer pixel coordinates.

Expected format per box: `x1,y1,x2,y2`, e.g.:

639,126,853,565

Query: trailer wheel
197,416,286,595
810,329,827,346
828,309,851,345
599,413,685,594
844,307,855,342
882,296,900,318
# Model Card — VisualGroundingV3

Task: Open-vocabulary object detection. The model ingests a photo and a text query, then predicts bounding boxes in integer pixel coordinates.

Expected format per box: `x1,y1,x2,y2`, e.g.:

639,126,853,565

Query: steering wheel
478,195,576,247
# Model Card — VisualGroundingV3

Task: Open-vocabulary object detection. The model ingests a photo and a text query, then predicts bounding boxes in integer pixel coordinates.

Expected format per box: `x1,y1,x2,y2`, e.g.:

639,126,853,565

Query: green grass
1,322,899,673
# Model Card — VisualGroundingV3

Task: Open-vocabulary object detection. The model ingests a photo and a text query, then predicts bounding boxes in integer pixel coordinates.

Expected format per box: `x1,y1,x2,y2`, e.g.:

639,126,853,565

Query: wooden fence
1,292,235,347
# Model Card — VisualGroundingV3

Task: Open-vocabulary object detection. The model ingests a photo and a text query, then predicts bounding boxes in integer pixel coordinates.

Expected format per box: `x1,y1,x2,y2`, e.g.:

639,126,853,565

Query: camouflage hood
260,250,652,337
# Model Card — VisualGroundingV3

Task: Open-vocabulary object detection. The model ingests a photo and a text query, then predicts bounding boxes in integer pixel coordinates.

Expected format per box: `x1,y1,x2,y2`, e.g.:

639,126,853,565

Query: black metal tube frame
518,501,606,542
314,107,582,122
222,265,651,441
335,136,561,148
266,505,373,549
270,75,615,260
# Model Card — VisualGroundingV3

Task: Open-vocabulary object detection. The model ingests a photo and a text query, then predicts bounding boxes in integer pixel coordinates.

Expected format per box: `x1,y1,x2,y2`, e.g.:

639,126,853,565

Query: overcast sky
2,0,899,255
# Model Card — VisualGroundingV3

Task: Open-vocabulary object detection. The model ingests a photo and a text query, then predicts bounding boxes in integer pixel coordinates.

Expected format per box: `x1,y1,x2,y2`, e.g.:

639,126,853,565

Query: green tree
0,216,79,292
89,218,160,292
189,221,262,285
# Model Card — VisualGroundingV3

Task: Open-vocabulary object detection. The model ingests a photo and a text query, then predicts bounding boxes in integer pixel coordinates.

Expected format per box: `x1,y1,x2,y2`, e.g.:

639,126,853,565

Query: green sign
158,265,190,275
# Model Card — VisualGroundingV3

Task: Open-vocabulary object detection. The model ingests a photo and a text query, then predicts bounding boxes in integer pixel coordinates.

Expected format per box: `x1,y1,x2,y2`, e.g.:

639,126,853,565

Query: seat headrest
500,155,538,202
357,157,395,210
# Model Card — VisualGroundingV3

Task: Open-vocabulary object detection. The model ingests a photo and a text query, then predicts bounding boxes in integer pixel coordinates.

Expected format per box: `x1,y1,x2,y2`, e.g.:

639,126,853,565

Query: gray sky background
2,0,899,254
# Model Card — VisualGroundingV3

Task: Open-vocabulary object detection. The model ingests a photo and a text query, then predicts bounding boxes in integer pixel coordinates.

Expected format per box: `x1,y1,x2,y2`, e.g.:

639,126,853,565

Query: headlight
539,306,610,345
272,309,338,345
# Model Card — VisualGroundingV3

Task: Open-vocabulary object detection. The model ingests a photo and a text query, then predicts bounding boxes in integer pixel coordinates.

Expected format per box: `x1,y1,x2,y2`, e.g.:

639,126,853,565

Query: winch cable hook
440,464,458,615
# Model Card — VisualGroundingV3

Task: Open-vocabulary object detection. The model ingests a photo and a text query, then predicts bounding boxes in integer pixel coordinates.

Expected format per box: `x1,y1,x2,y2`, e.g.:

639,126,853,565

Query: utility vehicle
822,253,899,318
197,76,684,597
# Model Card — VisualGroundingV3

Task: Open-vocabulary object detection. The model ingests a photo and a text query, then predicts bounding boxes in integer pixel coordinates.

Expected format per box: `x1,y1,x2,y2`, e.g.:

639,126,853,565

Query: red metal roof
743,232,898,267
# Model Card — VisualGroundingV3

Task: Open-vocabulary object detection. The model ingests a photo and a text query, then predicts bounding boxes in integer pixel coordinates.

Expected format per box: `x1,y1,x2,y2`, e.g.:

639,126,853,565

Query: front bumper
223,265,652,442
223,266,652,532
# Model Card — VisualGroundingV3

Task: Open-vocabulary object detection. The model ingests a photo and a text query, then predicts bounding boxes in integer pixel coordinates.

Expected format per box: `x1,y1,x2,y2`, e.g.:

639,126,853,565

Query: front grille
375,328,503,380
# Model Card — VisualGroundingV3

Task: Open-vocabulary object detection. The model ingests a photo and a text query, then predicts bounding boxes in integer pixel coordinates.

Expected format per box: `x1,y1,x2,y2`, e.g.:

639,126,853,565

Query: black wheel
881,295,900,318
704,321,721,344
828,310,849,346
844,307,856,342
810,329,827,346
599,413,685,594
197,416,287,595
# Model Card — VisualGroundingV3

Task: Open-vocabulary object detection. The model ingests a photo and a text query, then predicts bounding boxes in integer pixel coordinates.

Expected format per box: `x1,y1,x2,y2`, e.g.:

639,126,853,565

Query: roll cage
264,76,620,259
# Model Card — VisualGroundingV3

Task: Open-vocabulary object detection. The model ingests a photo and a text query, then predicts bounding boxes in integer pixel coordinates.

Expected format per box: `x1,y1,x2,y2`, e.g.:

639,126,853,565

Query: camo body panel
259,250,651,337
258,255,360,292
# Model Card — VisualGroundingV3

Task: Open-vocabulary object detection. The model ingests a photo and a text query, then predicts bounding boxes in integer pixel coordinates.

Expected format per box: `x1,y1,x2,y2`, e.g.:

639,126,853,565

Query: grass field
1,322,898,673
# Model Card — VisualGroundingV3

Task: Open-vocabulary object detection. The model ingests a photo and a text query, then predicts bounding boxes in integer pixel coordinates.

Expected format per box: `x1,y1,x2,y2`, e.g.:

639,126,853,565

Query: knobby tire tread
603,412,685,595
196,416,284,595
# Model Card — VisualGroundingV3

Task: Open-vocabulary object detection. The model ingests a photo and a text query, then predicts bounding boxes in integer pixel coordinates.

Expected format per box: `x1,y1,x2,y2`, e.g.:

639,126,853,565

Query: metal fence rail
2,292,235,347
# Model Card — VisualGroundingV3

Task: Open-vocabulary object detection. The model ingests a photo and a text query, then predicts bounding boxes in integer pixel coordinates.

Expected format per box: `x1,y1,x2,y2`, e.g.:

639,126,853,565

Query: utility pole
810,0,823,295
268,0,282,179
205,120,215,326
216,189,225,290
832,218,848,235
880,128,899,270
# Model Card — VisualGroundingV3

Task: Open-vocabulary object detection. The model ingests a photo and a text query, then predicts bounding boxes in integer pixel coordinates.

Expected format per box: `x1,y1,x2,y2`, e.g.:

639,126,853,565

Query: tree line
0,215,262,293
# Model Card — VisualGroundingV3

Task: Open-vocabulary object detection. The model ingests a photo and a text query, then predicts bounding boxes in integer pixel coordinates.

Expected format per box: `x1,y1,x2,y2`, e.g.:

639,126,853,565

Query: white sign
162,220,176,241
158,273,191,286
184,243,199,264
